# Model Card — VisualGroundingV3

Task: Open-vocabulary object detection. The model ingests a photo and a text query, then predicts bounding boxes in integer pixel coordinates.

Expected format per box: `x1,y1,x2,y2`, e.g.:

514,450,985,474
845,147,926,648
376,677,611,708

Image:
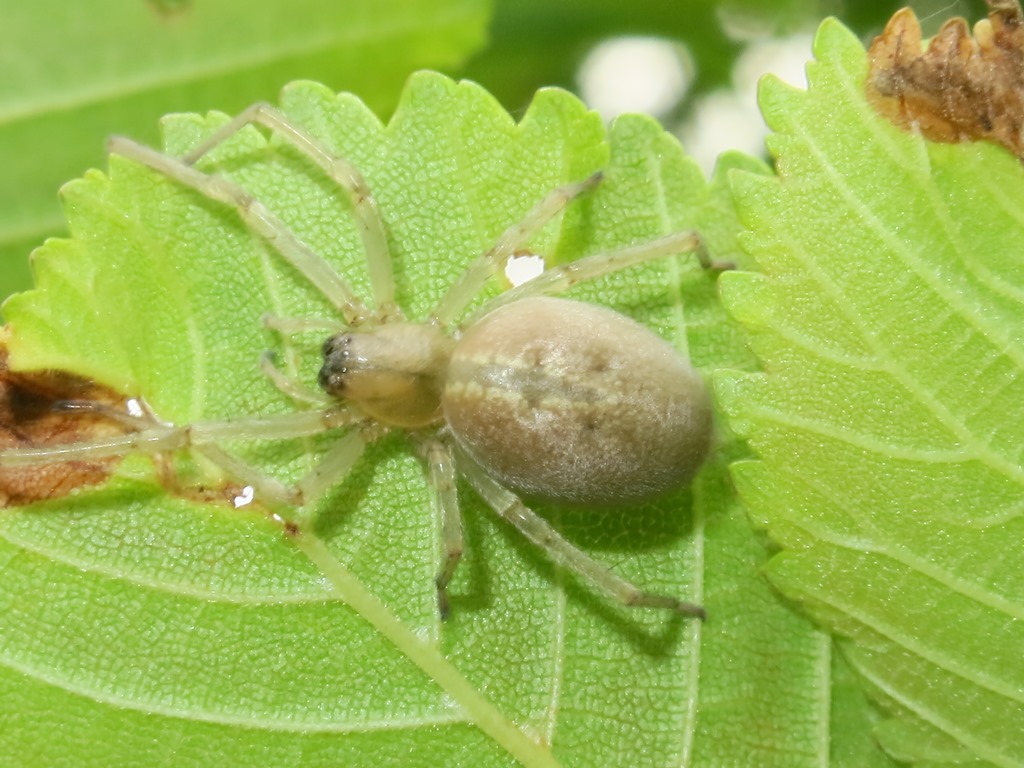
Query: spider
1,103,731,620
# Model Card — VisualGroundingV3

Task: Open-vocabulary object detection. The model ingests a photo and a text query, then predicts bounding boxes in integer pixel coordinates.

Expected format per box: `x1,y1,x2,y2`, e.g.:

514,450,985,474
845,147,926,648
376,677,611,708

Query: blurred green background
0,0,987,302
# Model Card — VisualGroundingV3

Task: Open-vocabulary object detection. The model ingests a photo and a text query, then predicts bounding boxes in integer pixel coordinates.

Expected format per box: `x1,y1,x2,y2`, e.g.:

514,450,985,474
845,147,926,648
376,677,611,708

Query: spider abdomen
443,296,712,506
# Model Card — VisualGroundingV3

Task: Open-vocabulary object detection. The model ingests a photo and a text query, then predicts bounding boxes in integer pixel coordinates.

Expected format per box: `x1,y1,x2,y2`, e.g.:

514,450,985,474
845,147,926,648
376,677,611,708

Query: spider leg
188,420,374,516
187,443,298,506
290,428,374,524
457,448,706,619
422,437,462,619
1,399,381,516
475,230,733,320
259,351,332,406
431,172,604,327
174,103,397,319
0,406,354,484
108,136,371,326
46,399,306,505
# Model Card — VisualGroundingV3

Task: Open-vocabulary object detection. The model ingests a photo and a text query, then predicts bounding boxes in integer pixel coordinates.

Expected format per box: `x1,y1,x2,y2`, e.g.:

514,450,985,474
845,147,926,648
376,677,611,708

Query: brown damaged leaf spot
0,342,131,507
0,338,250,510
867,0,1024,159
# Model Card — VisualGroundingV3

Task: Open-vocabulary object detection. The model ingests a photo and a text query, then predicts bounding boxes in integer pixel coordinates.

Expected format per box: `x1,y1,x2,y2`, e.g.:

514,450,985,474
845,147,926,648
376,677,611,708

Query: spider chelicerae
2,103,731,619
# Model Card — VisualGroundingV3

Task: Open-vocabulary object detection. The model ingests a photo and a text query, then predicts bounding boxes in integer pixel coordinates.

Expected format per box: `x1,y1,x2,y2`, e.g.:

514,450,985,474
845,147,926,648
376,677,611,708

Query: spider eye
318,334,353,396
317,366,344,393
321,333,351,357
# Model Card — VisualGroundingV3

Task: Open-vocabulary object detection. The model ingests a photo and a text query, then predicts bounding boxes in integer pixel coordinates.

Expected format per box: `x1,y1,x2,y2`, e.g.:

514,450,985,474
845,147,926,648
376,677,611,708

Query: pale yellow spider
1,104,730,619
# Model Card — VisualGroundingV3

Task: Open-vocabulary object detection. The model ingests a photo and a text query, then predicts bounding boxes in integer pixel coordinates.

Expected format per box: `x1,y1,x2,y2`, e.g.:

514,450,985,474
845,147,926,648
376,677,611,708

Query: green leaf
0,0,488,300
0,73,844,765
719,18,1024,767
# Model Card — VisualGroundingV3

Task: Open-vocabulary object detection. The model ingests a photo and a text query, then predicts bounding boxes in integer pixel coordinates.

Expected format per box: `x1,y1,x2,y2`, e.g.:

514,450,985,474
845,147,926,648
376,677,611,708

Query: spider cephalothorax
318,323,453,429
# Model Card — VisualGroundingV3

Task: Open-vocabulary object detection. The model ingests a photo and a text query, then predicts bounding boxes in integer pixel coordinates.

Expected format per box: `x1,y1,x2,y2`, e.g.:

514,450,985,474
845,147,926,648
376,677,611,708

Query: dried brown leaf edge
867,0,1024,159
